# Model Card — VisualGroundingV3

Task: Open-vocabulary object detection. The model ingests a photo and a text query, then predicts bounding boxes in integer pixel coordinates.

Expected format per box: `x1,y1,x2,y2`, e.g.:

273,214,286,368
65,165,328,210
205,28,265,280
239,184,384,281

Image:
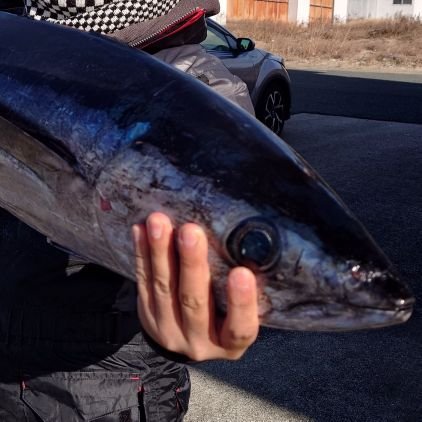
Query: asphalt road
288,68,422,124
186,70,422,422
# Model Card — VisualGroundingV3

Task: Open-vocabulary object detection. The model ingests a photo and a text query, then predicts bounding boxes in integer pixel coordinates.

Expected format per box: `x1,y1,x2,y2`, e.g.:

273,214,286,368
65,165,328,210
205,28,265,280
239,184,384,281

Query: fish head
213,161,414,331
219,214,414,331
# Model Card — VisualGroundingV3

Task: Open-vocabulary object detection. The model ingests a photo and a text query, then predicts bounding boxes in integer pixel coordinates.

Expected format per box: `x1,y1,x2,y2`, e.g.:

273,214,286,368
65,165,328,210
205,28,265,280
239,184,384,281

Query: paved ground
185,113,422,422
288,69,422,124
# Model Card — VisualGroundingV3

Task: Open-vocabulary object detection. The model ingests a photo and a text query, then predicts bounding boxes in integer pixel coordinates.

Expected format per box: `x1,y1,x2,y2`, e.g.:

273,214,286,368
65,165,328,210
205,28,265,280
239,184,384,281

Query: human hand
132,212,259,361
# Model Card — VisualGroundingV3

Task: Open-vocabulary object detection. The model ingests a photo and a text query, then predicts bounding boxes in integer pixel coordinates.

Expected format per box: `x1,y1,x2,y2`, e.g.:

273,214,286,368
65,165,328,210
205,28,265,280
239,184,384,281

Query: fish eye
226,217,281,271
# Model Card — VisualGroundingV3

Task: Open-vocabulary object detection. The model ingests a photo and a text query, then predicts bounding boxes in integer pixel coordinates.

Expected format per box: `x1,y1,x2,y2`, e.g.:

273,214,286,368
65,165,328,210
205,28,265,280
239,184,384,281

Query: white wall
212,0,227,25
347,0,420,20
288,0,299,22
296,0,311,24
333,0,349,21
376,0,415,18
414,0,422,17
347,0,377,19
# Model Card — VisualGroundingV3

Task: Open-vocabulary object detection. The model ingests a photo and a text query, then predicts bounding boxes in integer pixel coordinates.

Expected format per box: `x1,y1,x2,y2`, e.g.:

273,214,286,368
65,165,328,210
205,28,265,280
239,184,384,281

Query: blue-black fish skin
0,13,414,331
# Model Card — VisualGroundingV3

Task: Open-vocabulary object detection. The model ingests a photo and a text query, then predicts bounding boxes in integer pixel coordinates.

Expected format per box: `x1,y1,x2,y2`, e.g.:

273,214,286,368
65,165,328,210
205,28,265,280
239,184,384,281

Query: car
202,18,291,136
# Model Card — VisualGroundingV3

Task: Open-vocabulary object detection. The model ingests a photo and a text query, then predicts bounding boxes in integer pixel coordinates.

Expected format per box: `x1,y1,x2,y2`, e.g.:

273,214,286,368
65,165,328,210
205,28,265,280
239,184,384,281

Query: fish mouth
260,300,414,331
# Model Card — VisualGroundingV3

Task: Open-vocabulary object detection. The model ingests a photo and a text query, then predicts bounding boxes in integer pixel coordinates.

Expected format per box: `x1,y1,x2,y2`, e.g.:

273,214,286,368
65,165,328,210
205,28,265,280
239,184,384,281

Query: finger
220,267,259,359
146,212,181,330
177,224,213,341
132,223,156,332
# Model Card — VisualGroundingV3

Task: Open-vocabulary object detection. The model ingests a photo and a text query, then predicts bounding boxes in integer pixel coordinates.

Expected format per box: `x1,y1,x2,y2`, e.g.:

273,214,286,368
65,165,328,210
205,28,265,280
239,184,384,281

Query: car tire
256,83,287,136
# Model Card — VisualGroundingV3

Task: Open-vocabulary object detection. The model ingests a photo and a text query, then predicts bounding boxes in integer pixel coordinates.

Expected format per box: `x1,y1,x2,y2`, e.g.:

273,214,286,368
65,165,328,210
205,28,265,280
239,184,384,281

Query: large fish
0,13,414,331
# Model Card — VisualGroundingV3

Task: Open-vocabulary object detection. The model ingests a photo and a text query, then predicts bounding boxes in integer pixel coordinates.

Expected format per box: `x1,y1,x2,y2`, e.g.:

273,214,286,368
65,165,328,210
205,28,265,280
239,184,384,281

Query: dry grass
227,16,422,70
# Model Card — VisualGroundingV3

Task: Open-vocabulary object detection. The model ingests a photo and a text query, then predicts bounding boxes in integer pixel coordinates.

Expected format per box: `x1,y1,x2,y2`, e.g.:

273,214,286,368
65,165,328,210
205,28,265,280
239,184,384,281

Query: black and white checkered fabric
26,0,182,33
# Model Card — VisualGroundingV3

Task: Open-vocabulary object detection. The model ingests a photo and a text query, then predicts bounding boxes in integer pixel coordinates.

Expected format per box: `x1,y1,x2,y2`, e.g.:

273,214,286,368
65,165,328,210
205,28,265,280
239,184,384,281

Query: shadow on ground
288,68,422,125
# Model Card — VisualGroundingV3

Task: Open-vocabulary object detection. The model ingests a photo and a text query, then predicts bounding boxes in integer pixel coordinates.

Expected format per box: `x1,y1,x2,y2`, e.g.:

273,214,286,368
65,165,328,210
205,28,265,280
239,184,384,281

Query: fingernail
231,268,252,292
147,216,162,240
179,226,199,248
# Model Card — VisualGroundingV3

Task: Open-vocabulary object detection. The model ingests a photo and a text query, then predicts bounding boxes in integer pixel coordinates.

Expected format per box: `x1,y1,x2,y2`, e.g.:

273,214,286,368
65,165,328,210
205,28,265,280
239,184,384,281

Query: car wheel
256,83,287,136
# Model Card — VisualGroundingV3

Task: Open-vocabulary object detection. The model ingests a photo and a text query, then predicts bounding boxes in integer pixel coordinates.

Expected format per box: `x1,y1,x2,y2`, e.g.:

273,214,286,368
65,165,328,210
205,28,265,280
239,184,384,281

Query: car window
202,26,232,52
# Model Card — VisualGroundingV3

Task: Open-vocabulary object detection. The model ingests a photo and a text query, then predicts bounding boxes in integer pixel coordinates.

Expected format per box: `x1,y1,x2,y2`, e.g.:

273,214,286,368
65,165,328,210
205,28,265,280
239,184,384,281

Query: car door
202,22,260,93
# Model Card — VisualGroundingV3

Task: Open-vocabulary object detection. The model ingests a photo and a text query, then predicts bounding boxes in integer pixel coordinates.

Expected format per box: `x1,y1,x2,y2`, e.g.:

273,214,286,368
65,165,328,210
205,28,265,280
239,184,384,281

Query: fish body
0,13,414,330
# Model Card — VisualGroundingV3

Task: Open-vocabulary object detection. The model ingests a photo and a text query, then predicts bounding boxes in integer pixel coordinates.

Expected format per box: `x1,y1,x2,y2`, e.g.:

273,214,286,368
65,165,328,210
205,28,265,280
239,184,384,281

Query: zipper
129,8,202,49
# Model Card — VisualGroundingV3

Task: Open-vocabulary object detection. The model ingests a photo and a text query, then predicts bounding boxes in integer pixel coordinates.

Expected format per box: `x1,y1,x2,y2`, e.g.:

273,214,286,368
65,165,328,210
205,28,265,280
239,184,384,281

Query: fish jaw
257,254,414,331
260,301,413,331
